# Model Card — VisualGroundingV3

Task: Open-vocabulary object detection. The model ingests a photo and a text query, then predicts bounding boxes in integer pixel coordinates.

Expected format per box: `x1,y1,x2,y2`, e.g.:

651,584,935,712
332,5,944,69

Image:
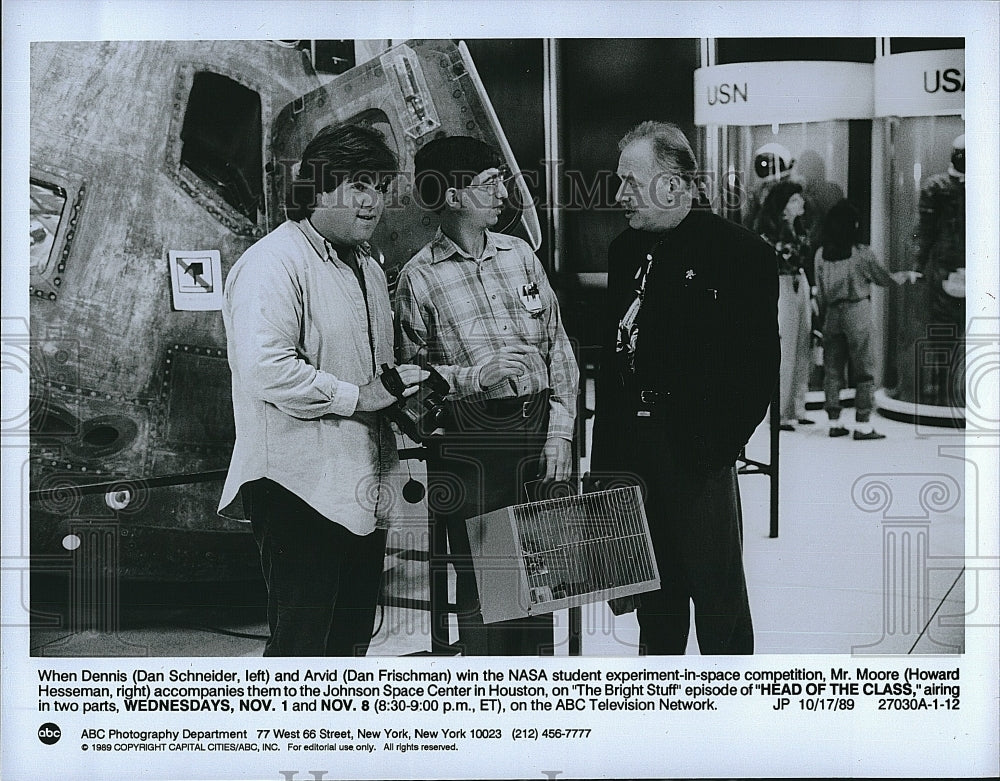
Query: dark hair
821,199,861,261
754,179,805,240
286,123,398,221
618,121,698,183
413,136,503,212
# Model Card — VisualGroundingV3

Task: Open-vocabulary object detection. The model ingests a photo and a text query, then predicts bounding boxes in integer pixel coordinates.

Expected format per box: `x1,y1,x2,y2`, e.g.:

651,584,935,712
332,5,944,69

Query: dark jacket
591,209,779,475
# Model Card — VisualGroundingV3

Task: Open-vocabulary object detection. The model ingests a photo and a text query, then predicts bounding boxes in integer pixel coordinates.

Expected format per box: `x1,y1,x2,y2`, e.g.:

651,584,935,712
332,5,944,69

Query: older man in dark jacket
591,121,778,655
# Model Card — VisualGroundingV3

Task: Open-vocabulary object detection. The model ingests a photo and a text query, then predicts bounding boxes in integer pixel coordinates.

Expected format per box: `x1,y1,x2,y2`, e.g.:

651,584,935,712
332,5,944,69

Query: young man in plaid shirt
395,136,579,656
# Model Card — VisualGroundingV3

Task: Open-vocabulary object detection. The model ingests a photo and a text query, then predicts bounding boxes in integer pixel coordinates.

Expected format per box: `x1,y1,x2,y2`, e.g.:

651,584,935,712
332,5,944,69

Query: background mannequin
744,142,795,231
914,133,965,406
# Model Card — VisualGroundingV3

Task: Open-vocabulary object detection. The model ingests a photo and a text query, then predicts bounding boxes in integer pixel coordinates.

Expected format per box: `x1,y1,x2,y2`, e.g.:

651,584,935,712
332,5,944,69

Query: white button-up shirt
217,220,400,534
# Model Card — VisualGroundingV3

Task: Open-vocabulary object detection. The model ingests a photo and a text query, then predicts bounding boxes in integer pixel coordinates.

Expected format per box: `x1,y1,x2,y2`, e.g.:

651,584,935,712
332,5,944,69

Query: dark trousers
428,395,554,656
628,442,754,655
247,479,387,657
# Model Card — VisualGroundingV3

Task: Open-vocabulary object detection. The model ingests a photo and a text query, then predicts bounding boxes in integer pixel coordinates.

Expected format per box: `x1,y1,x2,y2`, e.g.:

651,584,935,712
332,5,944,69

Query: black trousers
247,479,387,657
428,394,554,656
625,438,754,655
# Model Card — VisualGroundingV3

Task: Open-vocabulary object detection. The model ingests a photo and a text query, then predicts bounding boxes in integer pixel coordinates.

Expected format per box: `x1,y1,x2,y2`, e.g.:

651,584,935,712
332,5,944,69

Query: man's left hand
539,437,572,483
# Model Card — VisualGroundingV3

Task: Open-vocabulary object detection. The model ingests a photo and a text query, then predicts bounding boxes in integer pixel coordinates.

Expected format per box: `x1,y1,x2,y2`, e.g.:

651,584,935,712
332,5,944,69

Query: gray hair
618,121,698,183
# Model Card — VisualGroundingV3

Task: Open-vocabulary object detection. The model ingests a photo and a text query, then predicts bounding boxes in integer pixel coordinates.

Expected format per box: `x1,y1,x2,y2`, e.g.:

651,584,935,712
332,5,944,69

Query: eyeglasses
464,165,516,191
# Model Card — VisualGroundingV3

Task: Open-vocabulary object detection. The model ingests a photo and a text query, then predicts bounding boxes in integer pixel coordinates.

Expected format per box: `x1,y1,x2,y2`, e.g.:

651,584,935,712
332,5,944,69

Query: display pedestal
875,387,965,428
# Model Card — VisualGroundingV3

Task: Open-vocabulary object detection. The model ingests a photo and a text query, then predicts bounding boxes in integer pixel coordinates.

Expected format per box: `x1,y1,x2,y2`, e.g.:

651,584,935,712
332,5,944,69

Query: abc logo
37,723,62,745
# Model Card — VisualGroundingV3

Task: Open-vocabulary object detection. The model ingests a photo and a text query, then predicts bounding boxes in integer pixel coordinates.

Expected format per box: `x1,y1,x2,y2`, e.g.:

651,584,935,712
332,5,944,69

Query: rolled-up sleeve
859,246,894,287
225,254,359,419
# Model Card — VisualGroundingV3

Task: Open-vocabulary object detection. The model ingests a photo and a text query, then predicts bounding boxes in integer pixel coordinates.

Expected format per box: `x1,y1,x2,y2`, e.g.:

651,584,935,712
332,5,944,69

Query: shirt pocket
513,279,548,340
677,284,727,348
512,303,544,346
676,283,722,317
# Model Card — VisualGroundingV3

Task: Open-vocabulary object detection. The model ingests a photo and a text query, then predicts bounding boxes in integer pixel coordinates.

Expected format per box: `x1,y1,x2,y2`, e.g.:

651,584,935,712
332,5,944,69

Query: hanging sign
874,50,964,117
694,61,874,126
168,249,223,311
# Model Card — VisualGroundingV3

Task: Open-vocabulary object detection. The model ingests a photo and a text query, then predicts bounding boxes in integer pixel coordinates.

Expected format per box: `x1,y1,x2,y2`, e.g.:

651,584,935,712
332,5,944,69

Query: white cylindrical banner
874,50,964,117
694,61,874,126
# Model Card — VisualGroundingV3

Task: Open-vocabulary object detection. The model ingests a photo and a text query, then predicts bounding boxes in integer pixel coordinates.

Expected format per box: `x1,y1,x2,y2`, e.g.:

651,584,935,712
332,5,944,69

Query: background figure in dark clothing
591,121,779,655
755,180,814,431
815,200,921,440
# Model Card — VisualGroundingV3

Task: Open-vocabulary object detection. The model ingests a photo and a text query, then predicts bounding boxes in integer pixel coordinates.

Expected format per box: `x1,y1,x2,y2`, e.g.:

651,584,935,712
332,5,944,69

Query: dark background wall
717,37,876,63
465,38,702,273
558,39,699,350
560,39,699,276
431,38,906,353
462,38,702,351
463,39,549,260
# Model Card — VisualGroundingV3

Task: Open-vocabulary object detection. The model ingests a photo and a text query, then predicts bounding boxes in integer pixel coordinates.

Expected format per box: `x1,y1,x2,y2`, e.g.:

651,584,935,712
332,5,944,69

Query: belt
830,295,870,306
448,392,550,432
476,392,548,418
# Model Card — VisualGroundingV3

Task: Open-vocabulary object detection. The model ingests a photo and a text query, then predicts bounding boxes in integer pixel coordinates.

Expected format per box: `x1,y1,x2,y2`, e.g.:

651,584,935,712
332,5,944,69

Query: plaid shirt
395,228,578,441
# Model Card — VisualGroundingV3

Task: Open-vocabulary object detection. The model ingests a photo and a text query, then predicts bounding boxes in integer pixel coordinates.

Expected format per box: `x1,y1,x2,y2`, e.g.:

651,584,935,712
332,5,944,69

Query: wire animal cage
465,485,660,624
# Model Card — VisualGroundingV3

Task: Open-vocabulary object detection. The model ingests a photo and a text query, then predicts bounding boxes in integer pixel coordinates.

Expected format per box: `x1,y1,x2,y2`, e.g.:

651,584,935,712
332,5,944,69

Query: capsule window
70,415,138,460
80,424,121,449
30,179,67,277
180,72,263,222
29,400,78,440
310,40,356,75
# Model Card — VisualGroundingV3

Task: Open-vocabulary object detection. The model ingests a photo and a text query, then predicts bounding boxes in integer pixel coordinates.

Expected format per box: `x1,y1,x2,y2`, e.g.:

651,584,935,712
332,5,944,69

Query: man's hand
356,364,429,412
479,345,537,389
538,437,572,483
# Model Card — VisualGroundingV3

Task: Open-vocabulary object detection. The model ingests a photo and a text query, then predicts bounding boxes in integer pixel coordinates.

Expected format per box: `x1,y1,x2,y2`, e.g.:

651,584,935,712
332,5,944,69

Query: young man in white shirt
219,124,426,656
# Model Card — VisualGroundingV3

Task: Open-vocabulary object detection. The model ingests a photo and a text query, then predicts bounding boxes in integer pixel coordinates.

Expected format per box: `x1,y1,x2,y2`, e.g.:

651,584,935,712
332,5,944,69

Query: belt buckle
521,400,531,418
640,390,658,404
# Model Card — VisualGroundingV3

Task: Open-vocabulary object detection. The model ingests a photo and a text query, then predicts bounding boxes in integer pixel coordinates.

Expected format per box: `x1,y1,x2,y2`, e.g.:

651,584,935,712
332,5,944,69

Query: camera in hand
379,363,450,443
